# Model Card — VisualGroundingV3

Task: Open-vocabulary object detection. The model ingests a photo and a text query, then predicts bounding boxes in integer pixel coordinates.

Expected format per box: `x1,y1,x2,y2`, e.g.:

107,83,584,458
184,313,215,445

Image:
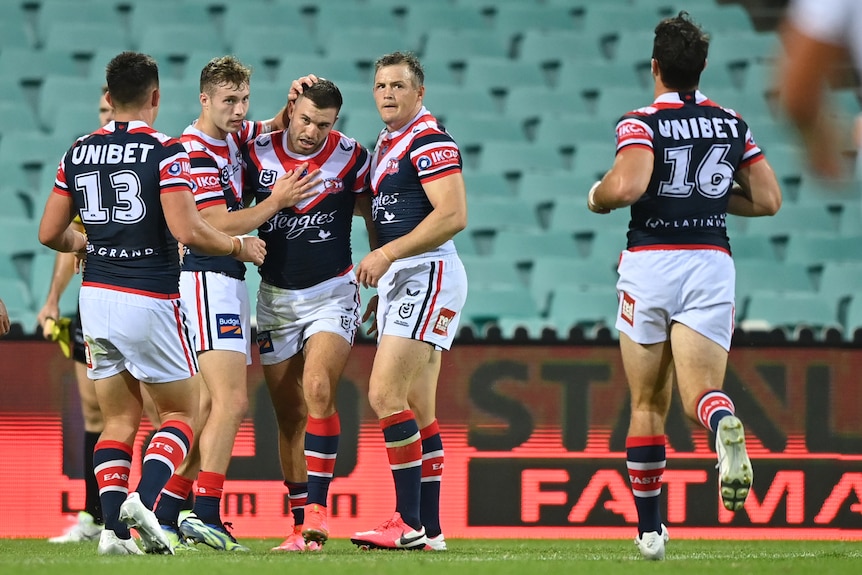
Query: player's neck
196,113,228,141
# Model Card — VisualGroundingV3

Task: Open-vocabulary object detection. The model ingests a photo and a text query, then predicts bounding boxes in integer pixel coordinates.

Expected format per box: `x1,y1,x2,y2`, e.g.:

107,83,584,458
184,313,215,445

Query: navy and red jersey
370,106,462,258
180,120,266,280
244,128,370,289
614,90,764,251
52,120,193,297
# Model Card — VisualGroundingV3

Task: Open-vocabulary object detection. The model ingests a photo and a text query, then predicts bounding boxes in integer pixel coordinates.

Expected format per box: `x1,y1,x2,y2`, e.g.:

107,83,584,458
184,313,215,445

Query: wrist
588,180,604,211
380,245,398,263
228,235,243,257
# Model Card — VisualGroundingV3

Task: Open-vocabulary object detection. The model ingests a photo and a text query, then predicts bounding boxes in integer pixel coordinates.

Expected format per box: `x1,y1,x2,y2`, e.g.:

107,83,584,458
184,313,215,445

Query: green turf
0,538,859,575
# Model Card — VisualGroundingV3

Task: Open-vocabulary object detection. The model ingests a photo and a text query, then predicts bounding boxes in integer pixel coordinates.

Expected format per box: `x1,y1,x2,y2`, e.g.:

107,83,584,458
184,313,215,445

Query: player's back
617,91,762,249
58,120,191,295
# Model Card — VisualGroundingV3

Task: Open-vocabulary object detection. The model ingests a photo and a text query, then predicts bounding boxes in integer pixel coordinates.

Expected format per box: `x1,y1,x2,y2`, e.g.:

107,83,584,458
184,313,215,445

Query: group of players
35,0,861,559
38,48,466,555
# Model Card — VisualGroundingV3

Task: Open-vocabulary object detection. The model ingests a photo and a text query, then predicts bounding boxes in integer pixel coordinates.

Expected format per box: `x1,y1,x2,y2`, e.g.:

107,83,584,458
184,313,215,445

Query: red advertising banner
1,341,861,539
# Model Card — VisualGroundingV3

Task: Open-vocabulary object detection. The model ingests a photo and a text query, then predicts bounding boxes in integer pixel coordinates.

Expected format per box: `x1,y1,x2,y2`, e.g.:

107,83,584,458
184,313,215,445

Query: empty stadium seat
231,25,320,68
744,203,837,238
784,234,862,265
462,284,539,331
462,57,548,92
478,140,568,176
729,235,779,261
0,48,81,84
42,22,130,55
424,85,500,117
491,229,579,263
404,4,489,37
530,256,619,314
518,30,603,65
34,0,124,46
424,29,512,61
463,172,514,198
504,86,590,121
322,29,416,66
492,4,580,39
741,292,839,337
442,112,527,148
460,255,523,290
467,196,543,234
555,60,644,92
548,198,629,234
548,286,619,335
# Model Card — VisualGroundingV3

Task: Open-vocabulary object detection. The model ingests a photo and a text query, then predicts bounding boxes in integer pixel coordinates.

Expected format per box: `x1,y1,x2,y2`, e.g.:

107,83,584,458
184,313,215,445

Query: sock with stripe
135,420,193,509
305,413,340,507
94,440,133,539
193,471,225,525
420,419,444,538
696,389,735,434
83,430,103,523
286,481,307,526
381,410,422,530
155,473,194,526
626,435,666,536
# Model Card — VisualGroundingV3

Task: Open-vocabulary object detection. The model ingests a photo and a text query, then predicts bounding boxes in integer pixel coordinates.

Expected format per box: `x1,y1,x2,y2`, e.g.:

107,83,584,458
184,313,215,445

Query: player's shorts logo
398,303,414,319
257,331,274,353
433,308,456,336
216,313,243,338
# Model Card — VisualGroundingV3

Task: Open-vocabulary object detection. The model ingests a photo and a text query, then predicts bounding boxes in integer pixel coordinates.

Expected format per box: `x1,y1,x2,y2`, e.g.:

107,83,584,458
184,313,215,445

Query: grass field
1,538,860,575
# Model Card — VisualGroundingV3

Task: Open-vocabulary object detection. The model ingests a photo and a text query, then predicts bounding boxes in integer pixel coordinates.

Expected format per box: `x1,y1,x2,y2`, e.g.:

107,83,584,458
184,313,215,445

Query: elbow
764,193,782,216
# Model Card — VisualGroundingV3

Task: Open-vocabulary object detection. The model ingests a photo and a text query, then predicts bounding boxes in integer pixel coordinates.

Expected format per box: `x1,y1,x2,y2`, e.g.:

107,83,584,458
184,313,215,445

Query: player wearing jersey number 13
587,13,781,560
38,51,265,556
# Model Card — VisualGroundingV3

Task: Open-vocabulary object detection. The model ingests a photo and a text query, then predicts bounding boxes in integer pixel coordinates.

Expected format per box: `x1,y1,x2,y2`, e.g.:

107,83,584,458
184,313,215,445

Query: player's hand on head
271,162,322,208
288,75,320,102
235,235,267,266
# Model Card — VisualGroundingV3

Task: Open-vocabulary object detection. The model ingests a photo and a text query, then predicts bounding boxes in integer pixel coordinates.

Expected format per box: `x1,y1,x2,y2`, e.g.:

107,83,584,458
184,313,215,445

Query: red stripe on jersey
418,164,461,184
740,153,765,168
81,281,180,299
628,244,730,254
617,143,653,153
418,260,444,340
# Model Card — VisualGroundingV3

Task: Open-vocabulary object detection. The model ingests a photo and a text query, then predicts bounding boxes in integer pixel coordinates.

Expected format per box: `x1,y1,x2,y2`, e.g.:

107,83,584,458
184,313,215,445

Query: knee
303,376,335,413
367,384,404,419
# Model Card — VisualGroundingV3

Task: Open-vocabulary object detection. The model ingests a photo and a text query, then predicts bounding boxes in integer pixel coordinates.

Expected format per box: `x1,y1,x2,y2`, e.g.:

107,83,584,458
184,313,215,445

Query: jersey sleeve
186,146,226,210
409,132,462,184
739,122,765,167
159,142,194,195
615,115,654,153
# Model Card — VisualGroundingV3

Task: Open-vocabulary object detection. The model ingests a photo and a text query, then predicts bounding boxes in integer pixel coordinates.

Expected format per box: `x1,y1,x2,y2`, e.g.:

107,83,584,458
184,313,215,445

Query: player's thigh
198,349,249,405
263,355,306,422
143,372,200,426
619,332,674,413
407,348,442,428
370,335,434,402
93,371,143,443
303,331,352,388
669,321,730,408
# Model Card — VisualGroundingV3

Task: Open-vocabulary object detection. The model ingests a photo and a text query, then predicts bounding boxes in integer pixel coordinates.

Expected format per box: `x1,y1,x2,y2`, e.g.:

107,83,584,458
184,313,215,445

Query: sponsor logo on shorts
406,288,420,297
341,316,354,331
257,331,274,354
433,308,456,336
84,341,93,369
216,314,243,338
621,291,635,326
399,303,414,319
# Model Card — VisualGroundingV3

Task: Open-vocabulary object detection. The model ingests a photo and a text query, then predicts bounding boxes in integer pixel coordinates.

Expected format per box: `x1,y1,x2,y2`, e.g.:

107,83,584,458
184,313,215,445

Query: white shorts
256,272,360,365
79,286,199,383
377,254,467,351
615,248,736,351
179,271,252,363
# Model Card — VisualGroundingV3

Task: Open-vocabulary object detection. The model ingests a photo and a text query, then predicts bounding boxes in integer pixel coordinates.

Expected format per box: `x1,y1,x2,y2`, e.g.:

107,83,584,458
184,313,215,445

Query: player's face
286,95,337,155
98,93,113,126
373,64,424,132
203,81,250,135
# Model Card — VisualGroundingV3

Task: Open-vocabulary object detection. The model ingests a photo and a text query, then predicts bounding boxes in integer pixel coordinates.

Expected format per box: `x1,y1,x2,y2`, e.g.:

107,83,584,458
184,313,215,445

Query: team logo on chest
323,178,344,194
384,157,399,176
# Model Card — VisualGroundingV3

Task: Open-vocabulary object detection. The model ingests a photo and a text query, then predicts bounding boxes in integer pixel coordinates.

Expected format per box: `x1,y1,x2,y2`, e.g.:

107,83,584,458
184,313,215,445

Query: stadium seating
547,286,620,336
741,292,840,337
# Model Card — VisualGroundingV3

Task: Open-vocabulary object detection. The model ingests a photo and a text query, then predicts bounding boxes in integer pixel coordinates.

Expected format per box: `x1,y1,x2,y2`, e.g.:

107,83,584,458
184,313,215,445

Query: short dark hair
200,55,252,95
374,51,424,87
652,11,709,91
105,51,159,108
297,78,343,112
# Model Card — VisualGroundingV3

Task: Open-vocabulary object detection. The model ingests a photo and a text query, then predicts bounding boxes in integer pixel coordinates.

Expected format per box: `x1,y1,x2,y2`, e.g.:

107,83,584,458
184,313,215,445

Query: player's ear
151,87,160,108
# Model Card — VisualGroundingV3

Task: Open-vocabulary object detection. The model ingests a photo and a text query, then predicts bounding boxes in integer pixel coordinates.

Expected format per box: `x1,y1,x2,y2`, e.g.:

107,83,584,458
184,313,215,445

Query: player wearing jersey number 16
587,13,781,560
